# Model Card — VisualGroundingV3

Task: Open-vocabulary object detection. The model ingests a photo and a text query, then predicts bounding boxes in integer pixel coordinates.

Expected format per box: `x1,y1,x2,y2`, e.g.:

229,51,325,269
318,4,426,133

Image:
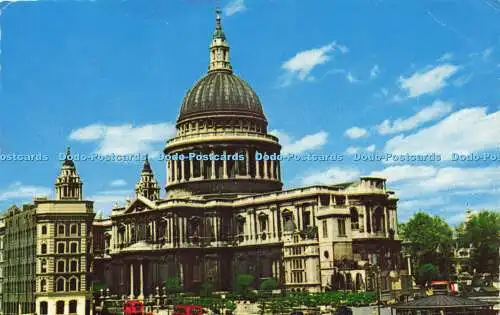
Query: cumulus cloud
69,122,176,157
345,144,375,155
271,130,328,154
383,107,500,159
0,182,51,201
398,64,459,98
223,0,246,16
88,189,133,214
279,42,348,87
344,127,368,139
376,100,452,135
299,167,361,186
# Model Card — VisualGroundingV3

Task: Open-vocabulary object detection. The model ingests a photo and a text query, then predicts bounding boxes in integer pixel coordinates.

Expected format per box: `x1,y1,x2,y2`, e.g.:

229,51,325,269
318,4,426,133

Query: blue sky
0,0,499,225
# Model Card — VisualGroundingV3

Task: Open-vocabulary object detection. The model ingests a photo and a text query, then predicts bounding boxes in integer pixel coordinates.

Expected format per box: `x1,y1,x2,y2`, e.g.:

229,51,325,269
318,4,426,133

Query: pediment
123,195,156,214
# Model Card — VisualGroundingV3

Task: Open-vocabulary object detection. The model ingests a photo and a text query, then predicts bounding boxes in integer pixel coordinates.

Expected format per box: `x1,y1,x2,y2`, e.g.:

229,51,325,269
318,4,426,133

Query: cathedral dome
178,71,265,121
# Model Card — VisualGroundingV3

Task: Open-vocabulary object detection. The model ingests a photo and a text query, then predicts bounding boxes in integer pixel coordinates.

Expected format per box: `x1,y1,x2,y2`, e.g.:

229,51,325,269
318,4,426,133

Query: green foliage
416,263,438,287
235,274,254,296
224,300,236,311
458,211,500,274
92,282,106,292
200,281,214,297
400,212,454,275
164,275,182,294
259,278,278,291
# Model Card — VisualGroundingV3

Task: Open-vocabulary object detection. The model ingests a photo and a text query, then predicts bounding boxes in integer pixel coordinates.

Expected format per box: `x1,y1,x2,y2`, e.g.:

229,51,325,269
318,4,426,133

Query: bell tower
135,155,161,201
55,147,83,200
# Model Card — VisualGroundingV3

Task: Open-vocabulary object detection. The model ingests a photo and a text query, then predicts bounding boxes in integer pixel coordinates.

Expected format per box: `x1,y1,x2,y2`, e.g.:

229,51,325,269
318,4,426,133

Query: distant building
0,218,5,315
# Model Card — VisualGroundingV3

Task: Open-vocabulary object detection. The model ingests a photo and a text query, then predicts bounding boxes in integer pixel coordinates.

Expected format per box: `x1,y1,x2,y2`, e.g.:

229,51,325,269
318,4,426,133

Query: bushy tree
416,263,438,287
200,280,214,297
459,211,500,274
399,212,454,276
259,278,278,291
235,274,254,297
164,275,182,295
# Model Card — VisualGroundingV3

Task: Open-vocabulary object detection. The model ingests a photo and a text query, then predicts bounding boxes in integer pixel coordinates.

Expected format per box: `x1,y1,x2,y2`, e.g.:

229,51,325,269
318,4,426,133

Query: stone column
223,150,228,179
129,263,135,299
181,159,186,182
263,159,268,179
189,158,194,179
172,160,178,183
211,151,216,179
270,159,275,179
152,221,157,242
138,261,144,300
256,159,261,179
167,161,171,184
245,150,250,176
384,208,389,236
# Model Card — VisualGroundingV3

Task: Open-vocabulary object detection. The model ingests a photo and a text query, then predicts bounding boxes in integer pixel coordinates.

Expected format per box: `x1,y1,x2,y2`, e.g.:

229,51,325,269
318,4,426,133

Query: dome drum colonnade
164,8,282,196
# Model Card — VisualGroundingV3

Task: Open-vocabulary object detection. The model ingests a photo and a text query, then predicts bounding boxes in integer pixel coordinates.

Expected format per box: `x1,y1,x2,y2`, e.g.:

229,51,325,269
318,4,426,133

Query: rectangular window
338,219,346,236
322,220,328,238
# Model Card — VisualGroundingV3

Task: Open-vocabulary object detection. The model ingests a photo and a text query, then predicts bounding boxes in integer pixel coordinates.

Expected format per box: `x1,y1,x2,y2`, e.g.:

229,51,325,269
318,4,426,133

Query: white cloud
398,64,459,98
0,182,51,201
223,0,246,16
370,64,380,79
482,47,493,60
437,52,453,61
376,100,453,135
88,190,133,214
271,130,328,154
344,127,368,139
453,75,472,87
345,144,375,155
109,179,127,187
370,165,438,183
299,167,361,186
280,42,347,86
346,72,358,83
69,123,176,156
384,107,500,159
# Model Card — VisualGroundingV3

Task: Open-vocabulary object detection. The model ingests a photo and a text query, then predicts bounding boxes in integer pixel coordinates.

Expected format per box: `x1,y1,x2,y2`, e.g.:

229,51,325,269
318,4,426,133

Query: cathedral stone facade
92,10,403,299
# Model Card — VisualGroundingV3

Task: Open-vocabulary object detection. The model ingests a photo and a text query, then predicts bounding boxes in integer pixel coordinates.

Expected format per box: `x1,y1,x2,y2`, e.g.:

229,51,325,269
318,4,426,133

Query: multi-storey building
92,9,404,298
1,150,95,315
2,204,36,314
0,219,5,315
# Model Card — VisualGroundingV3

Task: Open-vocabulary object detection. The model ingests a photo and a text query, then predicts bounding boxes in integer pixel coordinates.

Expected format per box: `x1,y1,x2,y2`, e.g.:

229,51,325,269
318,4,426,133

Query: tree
399,212,454,276
235,274,254,297
459,211,500,274
164,275,182,295
259,278,278,291
200,280,214,297
416,263,438,287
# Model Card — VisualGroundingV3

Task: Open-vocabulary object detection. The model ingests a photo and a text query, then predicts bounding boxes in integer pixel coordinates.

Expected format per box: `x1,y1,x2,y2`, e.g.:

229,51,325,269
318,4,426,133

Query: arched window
69,300,77,314
41,225,47,234
57,242,65,254
56,301,65,314
70,260,78,272
58,224,65,236
39,301,48,315
236,216,245,235
41,243,47,254
373,207,384,233
57,260,65,273
282,210,295,232
69,277,78,291
350,207,359,230
41,259,47,273
70,224,78,235
70,242,78,253
40,279,47,292
258,213,268,232
56,278,65,292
